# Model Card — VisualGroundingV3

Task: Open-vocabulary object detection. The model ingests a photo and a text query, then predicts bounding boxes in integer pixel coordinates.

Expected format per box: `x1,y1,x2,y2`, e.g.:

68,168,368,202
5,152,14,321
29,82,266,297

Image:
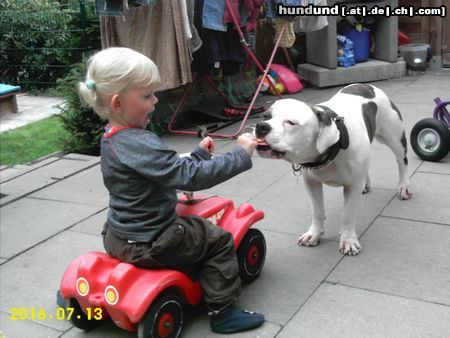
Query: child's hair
79,47,160,119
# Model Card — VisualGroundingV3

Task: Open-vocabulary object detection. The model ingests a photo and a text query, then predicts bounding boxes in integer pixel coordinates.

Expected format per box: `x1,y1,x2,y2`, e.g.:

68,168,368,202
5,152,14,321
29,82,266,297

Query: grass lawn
0,115,68,166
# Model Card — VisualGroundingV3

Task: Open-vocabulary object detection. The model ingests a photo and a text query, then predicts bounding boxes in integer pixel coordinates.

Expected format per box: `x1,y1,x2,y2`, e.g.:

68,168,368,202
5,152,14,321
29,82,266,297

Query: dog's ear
311,106,340,154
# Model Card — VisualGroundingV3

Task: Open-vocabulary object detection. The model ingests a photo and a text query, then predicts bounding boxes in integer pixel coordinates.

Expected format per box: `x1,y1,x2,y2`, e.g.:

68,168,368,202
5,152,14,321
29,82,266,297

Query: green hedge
0,0,100,89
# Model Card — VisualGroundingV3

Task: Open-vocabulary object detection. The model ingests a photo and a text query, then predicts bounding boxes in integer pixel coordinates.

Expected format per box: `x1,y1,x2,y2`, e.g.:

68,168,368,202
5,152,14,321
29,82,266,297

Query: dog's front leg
339,182,364,255
298,177,325,247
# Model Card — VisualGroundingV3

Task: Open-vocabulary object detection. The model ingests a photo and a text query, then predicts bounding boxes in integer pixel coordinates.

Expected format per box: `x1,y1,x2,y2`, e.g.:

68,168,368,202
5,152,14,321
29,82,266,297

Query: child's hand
237,133,257,156
199,136,215,154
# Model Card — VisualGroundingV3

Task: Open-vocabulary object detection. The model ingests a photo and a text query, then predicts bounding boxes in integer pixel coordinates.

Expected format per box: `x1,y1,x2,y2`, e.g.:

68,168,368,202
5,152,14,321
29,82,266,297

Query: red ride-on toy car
57,193,266,337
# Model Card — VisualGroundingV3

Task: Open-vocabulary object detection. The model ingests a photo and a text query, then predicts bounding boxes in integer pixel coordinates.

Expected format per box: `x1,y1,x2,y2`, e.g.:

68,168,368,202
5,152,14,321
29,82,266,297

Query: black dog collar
294,105,349,171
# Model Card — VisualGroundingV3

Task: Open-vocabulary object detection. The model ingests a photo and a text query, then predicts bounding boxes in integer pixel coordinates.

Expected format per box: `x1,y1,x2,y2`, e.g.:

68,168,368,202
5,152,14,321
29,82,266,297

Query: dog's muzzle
255,122,271,139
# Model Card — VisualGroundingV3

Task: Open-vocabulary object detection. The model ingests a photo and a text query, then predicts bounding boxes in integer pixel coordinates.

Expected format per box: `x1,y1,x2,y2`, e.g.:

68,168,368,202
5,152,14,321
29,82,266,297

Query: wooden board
442,0,450,65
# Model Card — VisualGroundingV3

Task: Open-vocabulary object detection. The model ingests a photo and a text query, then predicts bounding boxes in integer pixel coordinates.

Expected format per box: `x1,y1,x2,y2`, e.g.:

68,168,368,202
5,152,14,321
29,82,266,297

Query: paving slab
327,217,450,306
0,231,104,332
60,322,135,337
61,314,281,338
250,175,395,245
389,73,450,105
0,158,102,206
15,155,61,170
29,165,108,207
0,167,25,183
278,283,450,337
417,157,450,175
0,312,63,338
381,172,450,225
0,174,58,206
182,314,281,338
70,209,108,237
367,74,421,94
231,230,342,325
0,157,61,183
367,141,422,191
0,197,102,258
41,158,100,180
201,157,291,201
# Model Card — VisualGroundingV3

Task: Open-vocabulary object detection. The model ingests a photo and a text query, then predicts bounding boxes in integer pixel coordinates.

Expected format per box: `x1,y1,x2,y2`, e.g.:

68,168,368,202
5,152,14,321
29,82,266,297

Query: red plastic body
59,195,264,332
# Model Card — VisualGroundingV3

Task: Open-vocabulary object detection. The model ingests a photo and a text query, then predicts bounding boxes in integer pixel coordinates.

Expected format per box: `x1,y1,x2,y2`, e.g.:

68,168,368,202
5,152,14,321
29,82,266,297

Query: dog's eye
285,120,297,126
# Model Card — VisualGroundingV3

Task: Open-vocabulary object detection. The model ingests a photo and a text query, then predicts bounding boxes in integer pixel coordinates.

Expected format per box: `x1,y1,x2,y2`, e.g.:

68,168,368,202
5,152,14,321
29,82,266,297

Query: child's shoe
209,305,265,333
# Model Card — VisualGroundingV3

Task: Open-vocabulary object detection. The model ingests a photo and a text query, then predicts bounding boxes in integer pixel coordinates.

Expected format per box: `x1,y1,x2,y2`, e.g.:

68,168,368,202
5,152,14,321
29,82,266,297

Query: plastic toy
57,193,266,337
257,74,276,92
410,97,450,162
269,64,304,94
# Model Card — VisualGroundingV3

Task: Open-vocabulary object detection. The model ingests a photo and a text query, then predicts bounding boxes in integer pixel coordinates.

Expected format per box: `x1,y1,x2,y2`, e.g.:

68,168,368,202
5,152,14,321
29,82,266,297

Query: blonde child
79,47,264,334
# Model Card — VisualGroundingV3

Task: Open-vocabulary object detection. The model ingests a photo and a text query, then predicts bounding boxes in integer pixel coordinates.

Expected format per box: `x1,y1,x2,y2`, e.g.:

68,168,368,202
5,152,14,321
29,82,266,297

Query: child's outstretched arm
111,130,256,191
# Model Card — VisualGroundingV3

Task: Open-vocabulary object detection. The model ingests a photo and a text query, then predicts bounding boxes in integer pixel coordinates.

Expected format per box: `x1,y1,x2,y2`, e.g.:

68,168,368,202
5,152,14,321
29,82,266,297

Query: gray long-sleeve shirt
101,128,252,242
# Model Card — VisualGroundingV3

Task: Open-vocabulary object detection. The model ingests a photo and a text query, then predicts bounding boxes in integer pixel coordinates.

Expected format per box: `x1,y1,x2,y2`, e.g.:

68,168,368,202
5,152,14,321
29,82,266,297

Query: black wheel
67,298,103,331
410,118,450,162
138,292,184,338
237,228,266,284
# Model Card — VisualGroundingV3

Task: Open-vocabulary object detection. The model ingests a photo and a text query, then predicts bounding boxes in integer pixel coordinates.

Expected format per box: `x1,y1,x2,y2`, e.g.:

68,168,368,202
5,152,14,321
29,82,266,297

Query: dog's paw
398,187,412,200
297,229,323,247
339,233,361,256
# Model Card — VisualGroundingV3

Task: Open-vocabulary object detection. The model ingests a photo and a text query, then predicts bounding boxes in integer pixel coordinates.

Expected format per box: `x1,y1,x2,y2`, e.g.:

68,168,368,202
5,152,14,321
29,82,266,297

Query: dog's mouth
256,139,286,158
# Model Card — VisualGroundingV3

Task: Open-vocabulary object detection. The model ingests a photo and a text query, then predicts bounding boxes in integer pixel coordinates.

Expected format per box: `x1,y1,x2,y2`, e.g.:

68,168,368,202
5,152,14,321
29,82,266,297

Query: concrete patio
1,71,449,337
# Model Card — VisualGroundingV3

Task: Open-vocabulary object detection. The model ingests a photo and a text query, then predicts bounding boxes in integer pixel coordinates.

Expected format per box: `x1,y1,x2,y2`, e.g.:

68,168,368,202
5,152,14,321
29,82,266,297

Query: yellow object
76,277,89,296
105,285,119,305
270,83,285,96
106,290,116,303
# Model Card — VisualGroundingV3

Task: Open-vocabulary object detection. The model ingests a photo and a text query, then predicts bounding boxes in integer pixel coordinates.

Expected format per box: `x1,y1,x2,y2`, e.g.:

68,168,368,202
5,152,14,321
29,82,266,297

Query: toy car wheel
138,292,183,338
67,298,103,331
237,228,266,284
410,118,450,161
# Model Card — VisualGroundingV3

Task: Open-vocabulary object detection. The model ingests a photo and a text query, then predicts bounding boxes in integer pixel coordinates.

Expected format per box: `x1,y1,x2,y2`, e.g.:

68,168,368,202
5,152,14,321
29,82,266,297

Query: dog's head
255,99,340,163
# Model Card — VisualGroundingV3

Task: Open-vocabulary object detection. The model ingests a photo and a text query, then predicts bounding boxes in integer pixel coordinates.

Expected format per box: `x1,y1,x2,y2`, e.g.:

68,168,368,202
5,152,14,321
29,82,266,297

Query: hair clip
86,79,96,90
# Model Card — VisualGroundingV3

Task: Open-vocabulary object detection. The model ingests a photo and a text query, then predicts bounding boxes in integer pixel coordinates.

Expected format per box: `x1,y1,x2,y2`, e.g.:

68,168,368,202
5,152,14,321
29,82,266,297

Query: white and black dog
255,83,411,256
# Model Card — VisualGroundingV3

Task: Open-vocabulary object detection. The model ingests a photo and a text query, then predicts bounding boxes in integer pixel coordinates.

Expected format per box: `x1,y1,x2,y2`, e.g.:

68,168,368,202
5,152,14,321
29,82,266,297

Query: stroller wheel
411,118,450,162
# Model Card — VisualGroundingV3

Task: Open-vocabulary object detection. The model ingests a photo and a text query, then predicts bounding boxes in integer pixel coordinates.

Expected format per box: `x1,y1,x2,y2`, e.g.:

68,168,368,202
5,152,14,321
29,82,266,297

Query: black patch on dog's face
390,100,403,121
311,105,333,126
341,84,376,99
362,102,377,142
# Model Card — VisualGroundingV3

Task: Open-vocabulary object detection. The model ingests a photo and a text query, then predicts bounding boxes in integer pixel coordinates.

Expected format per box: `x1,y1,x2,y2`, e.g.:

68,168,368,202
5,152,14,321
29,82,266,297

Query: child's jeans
102,215,242,305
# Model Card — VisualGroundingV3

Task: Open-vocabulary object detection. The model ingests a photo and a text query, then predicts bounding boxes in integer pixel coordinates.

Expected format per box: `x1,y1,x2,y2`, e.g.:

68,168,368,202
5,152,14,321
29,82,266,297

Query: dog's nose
255,122,271,138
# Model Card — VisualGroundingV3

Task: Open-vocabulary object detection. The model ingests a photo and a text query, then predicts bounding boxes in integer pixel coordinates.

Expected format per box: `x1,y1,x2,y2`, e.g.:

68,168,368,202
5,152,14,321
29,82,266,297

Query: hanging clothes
293,0,328,32
192,0,246,75
185,0,203,54
100,0,192,91
223,0,264,31
95,0,158,16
